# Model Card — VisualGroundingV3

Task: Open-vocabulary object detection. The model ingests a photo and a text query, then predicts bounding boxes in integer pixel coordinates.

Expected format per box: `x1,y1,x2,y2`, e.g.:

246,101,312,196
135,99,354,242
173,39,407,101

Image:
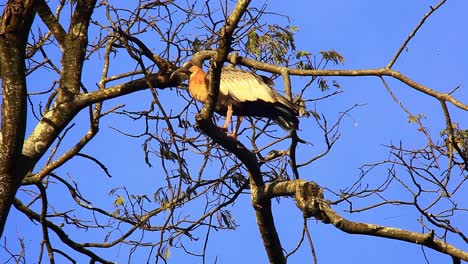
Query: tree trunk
0,45,27,235
0,0,37,236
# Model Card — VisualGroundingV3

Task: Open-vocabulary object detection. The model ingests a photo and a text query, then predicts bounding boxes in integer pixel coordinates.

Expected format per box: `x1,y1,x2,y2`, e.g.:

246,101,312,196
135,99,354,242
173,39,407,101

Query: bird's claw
227,133,238,139
219,126,238,139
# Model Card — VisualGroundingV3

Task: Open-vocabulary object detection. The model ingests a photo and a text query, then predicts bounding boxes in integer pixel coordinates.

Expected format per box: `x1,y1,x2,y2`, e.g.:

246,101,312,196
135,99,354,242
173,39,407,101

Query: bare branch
387,0,447,68
266,179,468,261
13,198,113,264
36,0,67,47
227,54,468,111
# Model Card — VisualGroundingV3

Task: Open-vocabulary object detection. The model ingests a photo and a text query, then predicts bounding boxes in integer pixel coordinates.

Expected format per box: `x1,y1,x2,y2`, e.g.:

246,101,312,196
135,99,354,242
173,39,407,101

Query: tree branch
193,1,286,263
13,198,113,264
74,72,175,108
0,0,38,237
58,0,97,100
387,0,447,68
265,179,468,261
36,0,67,47
322,206,467,261
226,54,468,111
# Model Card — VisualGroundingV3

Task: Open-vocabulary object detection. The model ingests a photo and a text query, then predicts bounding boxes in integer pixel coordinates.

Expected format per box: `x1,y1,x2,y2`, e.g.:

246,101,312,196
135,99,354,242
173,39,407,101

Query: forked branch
194,1,286,263
265,180,468,262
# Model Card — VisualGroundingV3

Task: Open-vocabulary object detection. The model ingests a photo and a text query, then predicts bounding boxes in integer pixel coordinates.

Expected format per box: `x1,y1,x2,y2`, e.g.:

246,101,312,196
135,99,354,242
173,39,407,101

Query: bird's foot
219,126,238,139
227,133,238,139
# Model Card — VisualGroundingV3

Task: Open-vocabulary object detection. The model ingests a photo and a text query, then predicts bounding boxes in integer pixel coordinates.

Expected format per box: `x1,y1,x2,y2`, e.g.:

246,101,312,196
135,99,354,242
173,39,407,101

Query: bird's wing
220,67,277,103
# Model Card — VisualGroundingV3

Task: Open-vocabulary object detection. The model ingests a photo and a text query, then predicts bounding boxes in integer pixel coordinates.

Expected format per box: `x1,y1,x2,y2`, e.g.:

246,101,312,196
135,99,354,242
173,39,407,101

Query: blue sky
2,0,467,263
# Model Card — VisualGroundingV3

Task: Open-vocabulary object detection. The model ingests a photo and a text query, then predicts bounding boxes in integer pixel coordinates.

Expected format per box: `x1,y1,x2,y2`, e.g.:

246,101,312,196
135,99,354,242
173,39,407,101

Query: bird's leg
222,104,240,139
231,116,243,138
222,104,233,132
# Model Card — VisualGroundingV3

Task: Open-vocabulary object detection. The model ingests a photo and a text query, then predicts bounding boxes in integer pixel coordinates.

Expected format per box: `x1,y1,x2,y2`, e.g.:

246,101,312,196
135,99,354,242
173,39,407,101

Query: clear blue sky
2,0,467,263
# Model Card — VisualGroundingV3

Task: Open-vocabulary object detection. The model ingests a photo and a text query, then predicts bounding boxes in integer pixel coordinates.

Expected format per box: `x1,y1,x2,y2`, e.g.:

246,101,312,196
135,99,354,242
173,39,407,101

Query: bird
171,61,299,138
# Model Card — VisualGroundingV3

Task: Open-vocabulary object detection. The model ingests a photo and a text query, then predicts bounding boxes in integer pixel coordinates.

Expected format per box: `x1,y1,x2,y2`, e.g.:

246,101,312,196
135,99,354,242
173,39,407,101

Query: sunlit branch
2,0,466,262
192,1,287,263
265,179,468,261
226,54,468,111
36,0,67,47
322,205,467,261
74,72,175,107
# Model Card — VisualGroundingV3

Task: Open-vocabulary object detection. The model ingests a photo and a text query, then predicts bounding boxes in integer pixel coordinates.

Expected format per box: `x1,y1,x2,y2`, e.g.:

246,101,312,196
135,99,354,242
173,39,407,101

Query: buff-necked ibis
172,61,299,138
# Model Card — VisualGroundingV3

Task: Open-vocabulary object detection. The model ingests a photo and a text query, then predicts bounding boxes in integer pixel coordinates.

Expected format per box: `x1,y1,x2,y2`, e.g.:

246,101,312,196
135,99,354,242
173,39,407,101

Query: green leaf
246,29,260,57
164,247,171,260
320,50,345,65
408,115,418,123
288,26,300,32
114,196,125,206
408,114,425,123
295,50,311,59
217,210,237,230
318,78,329,91
246,24,298,64
332,80,341,89
112,209,120,217
192,37,203,52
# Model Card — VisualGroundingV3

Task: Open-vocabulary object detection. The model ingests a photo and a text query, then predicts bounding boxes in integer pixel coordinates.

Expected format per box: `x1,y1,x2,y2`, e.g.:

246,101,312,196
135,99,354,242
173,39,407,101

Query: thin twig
387,0,447,68
304,218,318,264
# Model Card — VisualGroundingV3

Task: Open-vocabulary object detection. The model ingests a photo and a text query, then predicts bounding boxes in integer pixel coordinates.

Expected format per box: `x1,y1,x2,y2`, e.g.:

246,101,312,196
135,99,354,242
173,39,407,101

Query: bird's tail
273,104,299,131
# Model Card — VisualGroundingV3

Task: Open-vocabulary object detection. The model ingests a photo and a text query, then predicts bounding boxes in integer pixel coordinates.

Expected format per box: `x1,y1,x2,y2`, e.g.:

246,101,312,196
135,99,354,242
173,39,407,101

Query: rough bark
0,0,100,237
194,0,286,263
0,0,180,238
0,0,37,237
0,1,465,262
265,179,468,262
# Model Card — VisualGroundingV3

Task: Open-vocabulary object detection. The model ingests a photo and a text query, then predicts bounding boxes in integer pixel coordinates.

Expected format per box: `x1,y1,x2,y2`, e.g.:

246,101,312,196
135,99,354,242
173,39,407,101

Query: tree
0,0,467,263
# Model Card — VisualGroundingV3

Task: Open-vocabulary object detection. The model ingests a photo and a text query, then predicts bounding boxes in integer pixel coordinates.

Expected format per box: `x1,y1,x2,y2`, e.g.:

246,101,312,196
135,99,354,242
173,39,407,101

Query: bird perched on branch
171,61,299,138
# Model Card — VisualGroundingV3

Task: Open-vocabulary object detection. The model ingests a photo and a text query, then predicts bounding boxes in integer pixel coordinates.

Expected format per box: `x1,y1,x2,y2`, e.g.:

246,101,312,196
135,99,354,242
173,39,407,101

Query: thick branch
226,54,468,111
322,206,467,261
266,180,468,261
58,0,97,101
36,0,67,46
0,0,37,237
74,72,175,108
21,70,176,186
194,1,285,263
201,0,252,120
19,0,100,185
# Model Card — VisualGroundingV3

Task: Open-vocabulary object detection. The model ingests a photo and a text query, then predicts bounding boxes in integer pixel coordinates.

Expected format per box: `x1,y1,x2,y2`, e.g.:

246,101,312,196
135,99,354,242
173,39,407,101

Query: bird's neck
188,66,208,103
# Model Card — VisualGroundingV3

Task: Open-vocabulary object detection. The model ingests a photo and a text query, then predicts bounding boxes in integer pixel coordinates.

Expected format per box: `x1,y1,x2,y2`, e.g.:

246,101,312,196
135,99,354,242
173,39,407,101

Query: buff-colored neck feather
188,65,208,103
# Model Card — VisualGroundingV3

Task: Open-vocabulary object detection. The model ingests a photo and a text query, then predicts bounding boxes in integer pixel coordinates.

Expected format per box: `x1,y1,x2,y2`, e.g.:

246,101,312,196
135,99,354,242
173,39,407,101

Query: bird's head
170,61,197,82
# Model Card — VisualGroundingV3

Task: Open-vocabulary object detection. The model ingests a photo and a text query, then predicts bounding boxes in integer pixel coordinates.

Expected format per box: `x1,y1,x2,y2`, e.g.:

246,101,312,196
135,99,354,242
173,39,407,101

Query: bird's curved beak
170,65,191,82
